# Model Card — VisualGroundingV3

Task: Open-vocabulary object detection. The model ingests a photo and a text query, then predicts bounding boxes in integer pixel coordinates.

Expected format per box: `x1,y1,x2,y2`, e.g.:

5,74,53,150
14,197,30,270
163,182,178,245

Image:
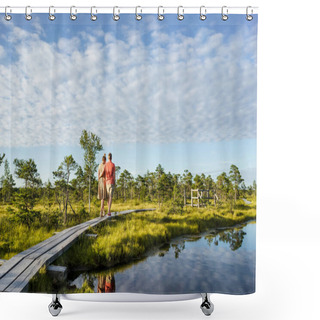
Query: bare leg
108,196,112,215
100,199,104,217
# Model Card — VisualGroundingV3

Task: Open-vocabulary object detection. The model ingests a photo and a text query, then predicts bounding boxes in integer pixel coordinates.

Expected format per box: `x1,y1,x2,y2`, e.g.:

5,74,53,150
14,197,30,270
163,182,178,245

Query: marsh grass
54,198,256,270
0,216,55,259
0,199,154,259
1,197,255,264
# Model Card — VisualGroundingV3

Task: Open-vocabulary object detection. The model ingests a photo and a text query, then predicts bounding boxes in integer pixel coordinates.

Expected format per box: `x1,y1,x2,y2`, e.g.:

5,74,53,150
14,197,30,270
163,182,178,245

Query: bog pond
29,221,256,294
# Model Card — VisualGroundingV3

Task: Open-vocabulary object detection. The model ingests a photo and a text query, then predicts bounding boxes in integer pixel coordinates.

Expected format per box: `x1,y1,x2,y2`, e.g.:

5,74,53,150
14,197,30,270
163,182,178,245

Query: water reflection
98,272,115,293
158,226,247,259
68,222,255,295
205,229,246,251
171,243,186,259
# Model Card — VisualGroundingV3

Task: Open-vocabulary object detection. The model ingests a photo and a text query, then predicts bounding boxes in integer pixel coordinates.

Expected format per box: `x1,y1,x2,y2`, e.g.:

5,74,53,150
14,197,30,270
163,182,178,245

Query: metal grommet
221,6,228,21
49,6,56,21
177,6,184,21
246,6,253,21
25,6,32,21
158,6,164,21
113,6,120,21
4,6,12,21
200,6,207,21
70,6,77,21
91,6,97,21
135,6,142,21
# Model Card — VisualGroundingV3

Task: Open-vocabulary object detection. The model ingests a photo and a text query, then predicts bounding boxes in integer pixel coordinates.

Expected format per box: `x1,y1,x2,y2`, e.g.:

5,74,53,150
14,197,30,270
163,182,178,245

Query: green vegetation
79,129,103,214
0,130,256,263
0,200,154,260
53,197,256,270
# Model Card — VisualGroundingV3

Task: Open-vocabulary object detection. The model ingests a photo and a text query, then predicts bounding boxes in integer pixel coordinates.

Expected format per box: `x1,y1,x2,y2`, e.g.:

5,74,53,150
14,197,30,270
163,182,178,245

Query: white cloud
0,18,257,148
0,45,4,58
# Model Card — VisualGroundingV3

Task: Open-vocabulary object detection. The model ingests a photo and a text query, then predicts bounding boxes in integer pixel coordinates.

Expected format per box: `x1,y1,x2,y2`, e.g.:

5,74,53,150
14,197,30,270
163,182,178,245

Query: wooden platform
0,209,155,292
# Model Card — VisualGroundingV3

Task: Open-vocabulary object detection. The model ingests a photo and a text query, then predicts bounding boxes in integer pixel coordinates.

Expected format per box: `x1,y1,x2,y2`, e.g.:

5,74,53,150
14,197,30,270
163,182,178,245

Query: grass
53,197,256,270
0,198,155,259
0,196,256,266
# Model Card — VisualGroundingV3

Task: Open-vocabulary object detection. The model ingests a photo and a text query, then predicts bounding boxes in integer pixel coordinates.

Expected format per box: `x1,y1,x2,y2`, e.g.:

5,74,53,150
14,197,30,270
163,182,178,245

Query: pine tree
79,130,103,213
229,164,244,202
0,159,16,203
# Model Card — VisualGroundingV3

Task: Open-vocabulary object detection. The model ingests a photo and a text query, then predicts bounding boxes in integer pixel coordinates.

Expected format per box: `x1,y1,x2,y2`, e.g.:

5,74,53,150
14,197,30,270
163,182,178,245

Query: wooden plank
47,265,67,273
26,219,98,260
0,258,35,292
47,265,68,282
5,224,99,292
0,217,101,280
85,234,98,238
0,224,80,279
1,218,104,291
5,259,44,293
1,208,155,292
0,225,88,287
0,222,94,290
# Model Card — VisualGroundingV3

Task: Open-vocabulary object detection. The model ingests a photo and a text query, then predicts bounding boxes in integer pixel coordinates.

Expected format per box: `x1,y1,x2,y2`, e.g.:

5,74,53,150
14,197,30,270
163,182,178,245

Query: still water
68,221,256,295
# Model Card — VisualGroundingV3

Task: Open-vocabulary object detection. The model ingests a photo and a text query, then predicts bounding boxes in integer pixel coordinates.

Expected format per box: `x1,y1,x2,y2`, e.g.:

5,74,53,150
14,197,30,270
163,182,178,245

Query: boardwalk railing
0,209,155,292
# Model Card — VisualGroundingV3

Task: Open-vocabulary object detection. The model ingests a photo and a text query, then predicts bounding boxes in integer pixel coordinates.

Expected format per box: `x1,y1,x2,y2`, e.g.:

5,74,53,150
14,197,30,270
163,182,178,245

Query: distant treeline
0,130,256,227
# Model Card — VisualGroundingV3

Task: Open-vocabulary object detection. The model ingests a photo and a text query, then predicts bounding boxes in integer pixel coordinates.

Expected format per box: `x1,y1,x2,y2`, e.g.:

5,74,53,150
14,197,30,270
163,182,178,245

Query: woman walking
97,154,107,217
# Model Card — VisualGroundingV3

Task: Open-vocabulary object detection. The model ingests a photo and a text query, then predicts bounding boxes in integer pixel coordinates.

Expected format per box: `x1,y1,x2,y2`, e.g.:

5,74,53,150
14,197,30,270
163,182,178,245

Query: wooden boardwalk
0,209,155,292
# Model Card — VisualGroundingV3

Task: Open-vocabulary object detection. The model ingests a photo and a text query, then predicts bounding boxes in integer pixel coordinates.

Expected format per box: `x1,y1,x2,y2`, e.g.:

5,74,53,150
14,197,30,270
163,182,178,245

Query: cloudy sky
0,13,257,185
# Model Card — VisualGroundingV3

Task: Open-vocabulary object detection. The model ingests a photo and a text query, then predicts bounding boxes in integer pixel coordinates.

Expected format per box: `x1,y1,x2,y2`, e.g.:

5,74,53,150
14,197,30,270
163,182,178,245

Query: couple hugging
97,153,115,217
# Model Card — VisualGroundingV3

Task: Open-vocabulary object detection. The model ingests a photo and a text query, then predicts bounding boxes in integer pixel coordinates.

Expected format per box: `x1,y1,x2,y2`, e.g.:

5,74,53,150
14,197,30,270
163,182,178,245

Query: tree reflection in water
205,228,246,251
171,243,186,259
158,225,247,259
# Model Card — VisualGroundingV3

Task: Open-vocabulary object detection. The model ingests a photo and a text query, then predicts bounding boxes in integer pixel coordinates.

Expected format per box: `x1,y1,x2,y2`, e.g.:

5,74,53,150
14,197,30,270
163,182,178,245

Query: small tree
71,166,86,202
182,170,193,205
240,181,247,198
12,158,42,228
13,158,41,188
193,174,205,190
157,173,167,207
43,180,54,211
136,174,147,201
118,169,133,201
53,155,78,224
216,172,234,212
145,171,156,201
229,164,244,202
0,159,16,203
79,130,103,213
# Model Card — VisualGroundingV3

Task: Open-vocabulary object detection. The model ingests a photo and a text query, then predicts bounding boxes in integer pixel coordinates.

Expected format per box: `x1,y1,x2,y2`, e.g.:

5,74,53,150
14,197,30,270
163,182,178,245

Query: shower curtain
0,10,257,296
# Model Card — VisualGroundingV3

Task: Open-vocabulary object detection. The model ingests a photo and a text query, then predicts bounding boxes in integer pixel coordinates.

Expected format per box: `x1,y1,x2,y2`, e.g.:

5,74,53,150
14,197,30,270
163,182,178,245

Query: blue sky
0,14,257,185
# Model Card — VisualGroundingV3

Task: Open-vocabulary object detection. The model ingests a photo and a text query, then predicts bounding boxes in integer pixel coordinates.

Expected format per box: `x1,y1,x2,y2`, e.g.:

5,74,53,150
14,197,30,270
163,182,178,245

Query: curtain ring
113,6,120,21
4,6,12,21
91,6,97,21
49,6,56,21
135,6,142,21
200,6,207,21
246,6,253,21
157,6,164,21
70,6,77,21
177,6,184,21
25,6,32,21
221,6,228,21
